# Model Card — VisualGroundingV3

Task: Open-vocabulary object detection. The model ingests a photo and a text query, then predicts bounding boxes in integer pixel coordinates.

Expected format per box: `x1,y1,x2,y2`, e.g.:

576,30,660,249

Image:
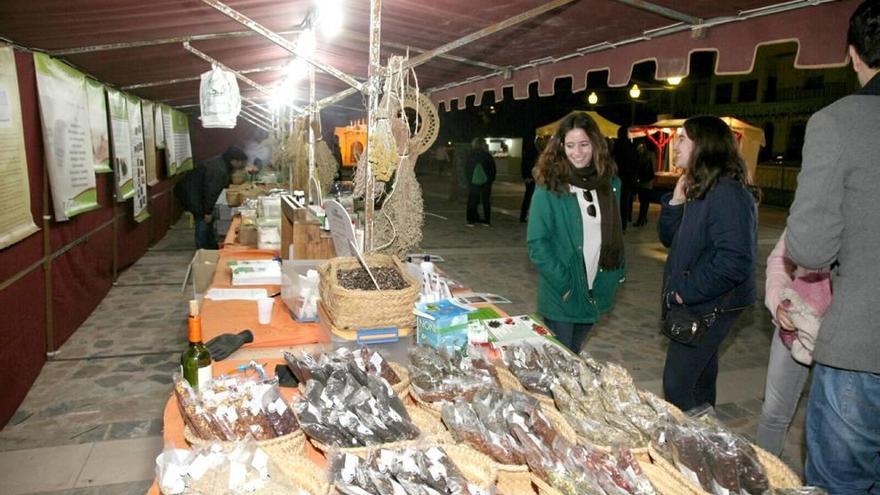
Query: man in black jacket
175,146,247,248
465,138,496,226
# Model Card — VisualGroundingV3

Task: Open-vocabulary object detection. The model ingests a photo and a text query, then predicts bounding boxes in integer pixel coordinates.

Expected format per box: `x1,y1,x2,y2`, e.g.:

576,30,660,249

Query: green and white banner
33,52,99,221
85,78,111,173
107,88,134,201
127,94,149,223
163,106,193,176
0,46,39,249
142,100,158,186
154,103,165,150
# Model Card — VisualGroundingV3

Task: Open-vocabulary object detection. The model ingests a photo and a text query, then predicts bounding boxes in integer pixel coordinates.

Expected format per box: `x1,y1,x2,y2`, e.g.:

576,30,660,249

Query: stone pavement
0,175,803,494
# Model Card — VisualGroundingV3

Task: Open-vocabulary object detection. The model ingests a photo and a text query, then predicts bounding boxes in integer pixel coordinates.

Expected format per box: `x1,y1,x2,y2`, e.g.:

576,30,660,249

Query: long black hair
682,116,760,202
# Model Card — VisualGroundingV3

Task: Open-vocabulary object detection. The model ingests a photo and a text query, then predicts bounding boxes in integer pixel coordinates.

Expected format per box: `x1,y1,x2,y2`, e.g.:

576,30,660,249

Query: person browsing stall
657,116,759,415
527,113,625,353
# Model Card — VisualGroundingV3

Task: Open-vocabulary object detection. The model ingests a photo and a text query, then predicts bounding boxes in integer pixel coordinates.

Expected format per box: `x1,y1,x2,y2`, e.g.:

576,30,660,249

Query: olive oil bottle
180,300,212,388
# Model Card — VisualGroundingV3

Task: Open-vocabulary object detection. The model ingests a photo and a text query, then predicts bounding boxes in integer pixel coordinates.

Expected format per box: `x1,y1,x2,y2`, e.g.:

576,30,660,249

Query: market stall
628,117,766,187
536,111,622,141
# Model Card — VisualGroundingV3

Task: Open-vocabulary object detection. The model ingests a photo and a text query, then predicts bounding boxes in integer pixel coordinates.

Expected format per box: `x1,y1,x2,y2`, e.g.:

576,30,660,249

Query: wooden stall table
147,359,326,495
200,249,330,348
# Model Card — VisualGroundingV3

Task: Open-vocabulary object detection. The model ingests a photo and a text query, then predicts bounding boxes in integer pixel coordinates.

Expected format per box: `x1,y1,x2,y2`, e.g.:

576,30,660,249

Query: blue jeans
756,327,811,456
543,317,593,353
663,309,743,413
805,363,880,493
195,217,218,249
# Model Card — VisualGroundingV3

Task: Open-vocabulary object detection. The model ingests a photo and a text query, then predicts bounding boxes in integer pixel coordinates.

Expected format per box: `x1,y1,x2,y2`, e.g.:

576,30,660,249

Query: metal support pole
609,0,701,25
317,0,576,111
201,0,366,93
363,0,382,253
238,112,272,132
240,106,273,128
307,64,317,202
403,0,577,71
122,64,284,90
49,27,305,56
41,167,54,354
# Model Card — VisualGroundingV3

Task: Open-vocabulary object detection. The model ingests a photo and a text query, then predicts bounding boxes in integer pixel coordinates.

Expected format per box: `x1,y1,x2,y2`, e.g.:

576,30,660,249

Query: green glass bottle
180,300,212,388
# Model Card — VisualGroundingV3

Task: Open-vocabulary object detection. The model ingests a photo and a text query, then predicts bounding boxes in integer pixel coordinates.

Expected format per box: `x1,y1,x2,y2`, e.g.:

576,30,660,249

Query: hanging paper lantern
199,66,241,128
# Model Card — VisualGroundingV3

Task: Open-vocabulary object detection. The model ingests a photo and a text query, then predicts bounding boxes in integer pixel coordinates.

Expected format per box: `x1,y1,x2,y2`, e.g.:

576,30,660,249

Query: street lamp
629,84,641,99
667,76,683,86
587,92,598,105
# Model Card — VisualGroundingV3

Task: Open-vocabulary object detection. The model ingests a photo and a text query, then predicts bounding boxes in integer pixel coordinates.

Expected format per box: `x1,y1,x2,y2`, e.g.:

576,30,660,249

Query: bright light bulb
629,84,641,99
587,92,598,105
316,0,343,37
296,28,316,55
269,79,297,110
667,76,683,86
285,58,308,80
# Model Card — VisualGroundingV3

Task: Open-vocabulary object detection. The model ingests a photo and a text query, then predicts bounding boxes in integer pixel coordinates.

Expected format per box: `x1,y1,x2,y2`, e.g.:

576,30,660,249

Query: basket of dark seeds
318,254,420,330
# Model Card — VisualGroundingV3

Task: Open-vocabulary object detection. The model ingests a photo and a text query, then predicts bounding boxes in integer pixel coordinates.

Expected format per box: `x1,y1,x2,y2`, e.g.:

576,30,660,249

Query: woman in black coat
658,115,759,414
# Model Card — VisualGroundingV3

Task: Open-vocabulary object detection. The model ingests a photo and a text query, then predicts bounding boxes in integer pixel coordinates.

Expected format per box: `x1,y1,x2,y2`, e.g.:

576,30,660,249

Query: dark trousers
635,187,651,223
663,309,744,413
520,179,536,222
543,317,594,354
466,184,492,224
195,217,218,249
620,184,635,227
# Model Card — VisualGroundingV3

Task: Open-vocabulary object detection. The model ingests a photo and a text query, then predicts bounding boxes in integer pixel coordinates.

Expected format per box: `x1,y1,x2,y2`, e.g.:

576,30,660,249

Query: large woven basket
410,366,527,419
332,442,498,495
296,362,411,403
318,254,420,330
275,457,331,495
310,404,449,457
646,442,803,494
183,426,306,460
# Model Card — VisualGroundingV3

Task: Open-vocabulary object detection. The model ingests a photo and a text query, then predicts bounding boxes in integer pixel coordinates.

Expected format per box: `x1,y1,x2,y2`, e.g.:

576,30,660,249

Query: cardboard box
184,249,219,296
415,299,474,349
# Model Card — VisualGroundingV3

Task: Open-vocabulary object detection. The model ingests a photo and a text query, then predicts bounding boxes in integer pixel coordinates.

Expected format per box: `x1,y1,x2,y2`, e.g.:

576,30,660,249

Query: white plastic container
281,259,323,321
259,196,282,219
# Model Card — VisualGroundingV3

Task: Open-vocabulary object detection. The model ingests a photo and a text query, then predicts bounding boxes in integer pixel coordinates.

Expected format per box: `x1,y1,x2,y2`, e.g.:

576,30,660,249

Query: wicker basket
318,254,420,331
331,442,498,494
296,361,411,403
310,405,448,457
183,427,306,460
409,365,527,419
646,442,803,494
275,457,331,495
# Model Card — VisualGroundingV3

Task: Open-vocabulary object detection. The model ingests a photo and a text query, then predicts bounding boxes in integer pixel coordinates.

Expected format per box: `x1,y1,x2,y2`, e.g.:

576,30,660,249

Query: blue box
414,299,475,349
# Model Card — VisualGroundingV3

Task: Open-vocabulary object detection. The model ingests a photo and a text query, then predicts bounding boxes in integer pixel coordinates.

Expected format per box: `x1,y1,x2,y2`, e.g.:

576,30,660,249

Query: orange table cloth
201,248,329,348
148,359,326,495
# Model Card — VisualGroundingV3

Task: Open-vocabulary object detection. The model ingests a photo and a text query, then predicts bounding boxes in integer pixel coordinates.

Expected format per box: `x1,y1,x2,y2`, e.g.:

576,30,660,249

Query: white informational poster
163,106,193,176
106,89,134,201
154,103,165,150
85,78,111,173
0,46,39,249
127,94,149,222
33,52,99,221
142,100,158,185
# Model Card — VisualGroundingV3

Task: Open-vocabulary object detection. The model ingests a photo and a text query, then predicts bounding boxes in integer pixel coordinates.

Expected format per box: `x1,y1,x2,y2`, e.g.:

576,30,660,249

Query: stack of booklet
228,260,282,286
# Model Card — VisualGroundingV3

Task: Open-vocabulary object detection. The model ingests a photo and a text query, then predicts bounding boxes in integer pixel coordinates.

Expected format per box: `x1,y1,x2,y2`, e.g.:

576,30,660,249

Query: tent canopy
629,116,766,174
536,111,621,140
0,0,859,122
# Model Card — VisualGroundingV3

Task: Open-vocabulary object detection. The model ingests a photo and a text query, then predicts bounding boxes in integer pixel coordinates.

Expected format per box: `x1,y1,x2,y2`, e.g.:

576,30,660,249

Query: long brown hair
682,116,760,201
534,113,614,193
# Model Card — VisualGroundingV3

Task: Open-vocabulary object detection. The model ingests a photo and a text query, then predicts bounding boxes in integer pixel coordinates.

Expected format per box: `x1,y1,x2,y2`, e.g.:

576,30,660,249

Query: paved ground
0,174,804,494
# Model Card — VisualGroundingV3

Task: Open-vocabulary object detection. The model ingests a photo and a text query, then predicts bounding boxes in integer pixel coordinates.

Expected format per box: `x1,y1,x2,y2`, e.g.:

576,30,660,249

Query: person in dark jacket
657,115,758,415
633,142,656,226
175,146,247,248
528,113,625,352
519,135,540,223
612,126,638,231
465,138,496,226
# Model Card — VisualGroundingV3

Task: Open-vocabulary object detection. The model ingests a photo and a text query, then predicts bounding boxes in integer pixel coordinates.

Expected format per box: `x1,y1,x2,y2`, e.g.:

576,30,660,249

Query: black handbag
661,290,730,346
661,302,718,346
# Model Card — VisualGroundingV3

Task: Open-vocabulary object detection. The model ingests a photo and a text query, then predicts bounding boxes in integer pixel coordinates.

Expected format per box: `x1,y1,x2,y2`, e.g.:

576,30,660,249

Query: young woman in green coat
527,113,626,352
